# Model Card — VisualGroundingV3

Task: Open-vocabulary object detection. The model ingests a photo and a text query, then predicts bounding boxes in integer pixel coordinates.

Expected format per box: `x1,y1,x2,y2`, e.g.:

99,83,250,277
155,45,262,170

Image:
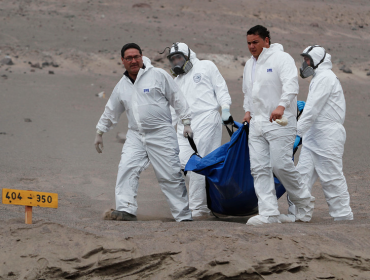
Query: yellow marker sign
2,188,58,208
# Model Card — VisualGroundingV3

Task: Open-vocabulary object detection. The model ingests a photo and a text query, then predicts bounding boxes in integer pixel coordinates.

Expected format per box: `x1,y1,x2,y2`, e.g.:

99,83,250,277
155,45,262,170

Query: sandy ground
1,0,370,279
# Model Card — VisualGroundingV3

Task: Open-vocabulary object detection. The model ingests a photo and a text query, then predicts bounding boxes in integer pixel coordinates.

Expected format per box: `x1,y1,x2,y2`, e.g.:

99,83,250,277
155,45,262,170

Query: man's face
303,56,311,66
121,48,143,75
247,34,270,59
169,53,186,67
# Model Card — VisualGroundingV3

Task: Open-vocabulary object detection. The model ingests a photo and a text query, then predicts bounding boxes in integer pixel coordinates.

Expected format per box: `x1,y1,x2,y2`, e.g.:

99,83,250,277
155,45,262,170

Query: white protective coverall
96,56,192,222
296,47,353,221
243,43,313,220
170,43,232,217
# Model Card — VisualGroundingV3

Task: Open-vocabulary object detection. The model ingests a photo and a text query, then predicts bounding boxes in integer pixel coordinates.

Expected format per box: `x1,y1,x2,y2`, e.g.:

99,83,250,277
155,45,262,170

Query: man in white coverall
292,45,353,221
166,42,232,218
94,43,193,222
242,25,314,226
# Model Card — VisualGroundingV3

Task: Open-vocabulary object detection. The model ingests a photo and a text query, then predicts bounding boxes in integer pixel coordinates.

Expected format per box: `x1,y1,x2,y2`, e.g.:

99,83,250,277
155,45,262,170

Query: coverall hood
170,42,199,65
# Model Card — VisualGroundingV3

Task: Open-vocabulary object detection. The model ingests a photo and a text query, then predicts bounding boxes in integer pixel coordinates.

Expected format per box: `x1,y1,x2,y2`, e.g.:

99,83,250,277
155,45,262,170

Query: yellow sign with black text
2,188,58,208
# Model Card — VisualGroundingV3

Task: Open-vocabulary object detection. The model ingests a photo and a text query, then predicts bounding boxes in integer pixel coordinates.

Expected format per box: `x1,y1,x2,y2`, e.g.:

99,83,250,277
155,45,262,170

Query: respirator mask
300,45,326,79
161,42,193,77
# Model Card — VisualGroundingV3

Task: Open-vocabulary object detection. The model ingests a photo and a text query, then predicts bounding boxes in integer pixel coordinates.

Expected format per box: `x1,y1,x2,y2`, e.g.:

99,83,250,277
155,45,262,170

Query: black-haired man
94,43,193,222
242,25,314,225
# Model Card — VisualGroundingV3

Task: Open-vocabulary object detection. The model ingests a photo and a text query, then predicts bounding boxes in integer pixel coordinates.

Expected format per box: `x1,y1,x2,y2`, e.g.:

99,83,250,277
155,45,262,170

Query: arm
242,62,252,123
270,54,299,122
277,54,299,110
209,62,231,108
96,83,125,133
161,70,191,122
95,83,125,153
297,77,332,137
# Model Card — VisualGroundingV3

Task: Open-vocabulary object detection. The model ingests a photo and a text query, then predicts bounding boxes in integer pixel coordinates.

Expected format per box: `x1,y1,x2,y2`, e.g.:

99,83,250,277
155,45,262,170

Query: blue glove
297,101,306,112
293,135,301,150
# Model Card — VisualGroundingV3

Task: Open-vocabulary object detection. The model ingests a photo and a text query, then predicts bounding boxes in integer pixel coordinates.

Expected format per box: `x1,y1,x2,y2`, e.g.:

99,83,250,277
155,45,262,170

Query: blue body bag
184,121,286,216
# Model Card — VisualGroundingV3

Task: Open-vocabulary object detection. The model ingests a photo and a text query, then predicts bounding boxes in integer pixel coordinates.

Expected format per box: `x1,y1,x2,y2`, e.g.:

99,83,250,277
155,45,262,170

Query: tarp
184,121,286,216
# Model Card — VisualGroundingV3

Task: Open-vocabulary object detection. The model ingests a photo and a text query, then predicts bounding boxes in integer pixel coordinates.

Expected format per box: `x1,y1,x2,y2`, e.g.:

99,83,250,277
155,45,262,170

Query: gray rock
30,62,42,69
341,66,352,74
310,23,319,28
367,72,370,76
48,70,54,74
24,118,32,122
241,61,246,66
1,56,14,65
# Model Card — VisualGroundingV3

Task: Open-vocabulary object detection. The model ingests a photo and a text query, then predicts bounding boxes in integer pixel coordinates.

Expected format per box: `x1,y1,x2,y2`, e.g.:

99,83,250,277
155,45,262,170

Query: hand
94,133,104,153
183,125,193,138
293,135,301,150
270,105,285,122
242,111,251,124
221,105,231,123
297,101,306,112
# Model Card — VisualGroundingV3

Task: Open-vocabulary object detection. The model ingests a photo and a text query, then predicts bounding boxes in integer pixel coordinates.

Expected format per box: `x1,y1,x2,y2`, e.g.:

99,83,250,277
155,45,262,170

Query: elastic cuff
182,119,191,126
278,101,289,109
221,104,230,110
96,129,104,135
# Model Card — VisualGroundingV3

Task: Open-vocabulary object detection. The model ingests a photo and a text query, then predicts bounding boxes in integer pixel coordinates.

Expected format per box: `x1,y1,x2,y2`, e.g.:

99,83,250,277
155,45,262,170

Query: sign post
2,188,58,224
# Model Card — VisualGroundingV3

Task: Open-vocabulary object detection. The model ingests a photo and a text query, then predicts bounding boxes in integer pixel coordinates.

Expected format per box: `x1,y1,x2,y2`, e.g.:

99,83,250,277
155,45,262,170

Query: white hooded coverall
243,43,312,218
170,43,232,217
96,57,192,222
296,47,353,220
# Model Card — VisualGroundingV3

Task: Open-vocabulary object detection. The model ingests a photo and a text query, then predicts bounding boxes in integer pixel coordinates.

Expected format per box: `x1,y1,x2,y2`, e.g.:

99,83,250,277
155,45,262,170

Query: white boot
246,215,281,226
334,212,353,221
278,214,295,223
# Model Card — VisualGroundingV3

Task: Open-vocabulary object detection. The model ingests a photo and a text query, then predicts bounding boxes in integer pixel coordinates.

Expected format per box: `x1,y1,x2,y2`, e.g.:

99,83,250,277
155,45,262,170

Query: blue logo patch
144,88,149,93
267,68,273,72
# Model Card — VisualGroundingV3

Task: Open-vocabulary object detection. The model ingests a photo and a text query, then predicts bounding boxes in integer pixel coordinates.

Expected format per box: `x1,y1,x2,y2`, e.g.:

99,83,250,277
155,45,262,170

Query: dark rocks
339,65,352,74
48,70,54,74
310,23,319,28
0,132,6,135
241,61,246,66
132,3,151,8
1,56,14,65
367,72,370,76
24,118,32,122
1,74,8,79
29,62,42,69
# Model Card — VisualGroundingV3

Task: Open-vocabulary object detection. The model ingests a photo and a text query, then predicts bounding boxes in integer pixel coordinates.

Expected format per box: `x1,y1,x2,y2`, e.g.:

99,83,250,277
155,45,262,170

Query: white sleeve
170,106,179,127
96,83,125,133
242,63,252,113
278,54,299,109
160,70,192,121
297,76,332,137
209,62,232,107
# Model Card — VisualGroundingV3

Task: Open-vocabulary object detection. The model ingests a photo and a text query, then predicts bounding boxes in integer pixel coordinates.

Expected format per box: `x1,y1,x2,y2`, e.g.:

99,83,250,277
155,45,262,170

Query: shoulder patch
193,73,202,83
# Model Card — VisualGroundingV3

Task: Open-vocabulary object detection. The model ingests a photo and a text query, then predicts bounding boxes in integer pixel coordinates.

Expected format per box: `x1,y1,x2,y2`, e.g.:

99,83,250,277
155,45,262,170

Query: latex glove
293,135,301,150
242,111,251,124
270,105,285,122
221,105,231,123
94,132,104,153
297,101,306,112
275,116,288,126
183,125,193,138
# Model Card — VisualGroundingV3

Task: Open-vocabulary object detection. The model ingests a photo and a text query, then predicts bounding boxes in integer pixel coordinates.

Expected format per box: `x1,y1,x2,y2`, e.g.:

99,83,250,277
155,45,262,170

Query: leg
188,116,222,217
268,131,312,209
314,152,353,220
248,123,280,217
289,146,318,216
146,126,192,222
115,130,150,216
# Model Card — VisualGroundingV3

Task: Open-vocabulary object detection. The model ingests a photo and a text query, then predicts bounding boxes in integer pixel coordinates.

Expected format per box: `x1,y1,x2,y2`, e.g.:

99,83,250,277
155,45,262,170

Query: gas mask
299,45,326,79
166,43,193,77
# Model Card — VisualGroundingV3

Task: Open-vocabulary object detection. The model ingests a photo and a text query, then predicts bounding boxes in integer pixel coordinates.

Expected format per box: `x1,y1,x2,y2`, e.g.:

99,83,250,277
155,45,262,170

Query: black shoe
110,210,137,221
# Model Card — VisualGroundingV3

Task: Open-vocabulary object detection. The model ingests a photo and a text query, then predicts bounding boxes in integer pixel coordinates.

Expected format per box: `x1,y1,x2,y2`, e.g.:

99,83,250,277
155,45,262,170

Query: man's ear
121,57,124,63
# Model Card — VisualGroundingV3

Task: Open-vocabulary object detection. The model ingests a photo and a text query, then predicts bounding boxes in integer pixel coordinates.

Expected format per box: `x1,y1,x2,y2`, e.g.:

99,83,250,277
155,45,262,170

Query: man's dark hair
121,43,142,58
247,25,271,45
